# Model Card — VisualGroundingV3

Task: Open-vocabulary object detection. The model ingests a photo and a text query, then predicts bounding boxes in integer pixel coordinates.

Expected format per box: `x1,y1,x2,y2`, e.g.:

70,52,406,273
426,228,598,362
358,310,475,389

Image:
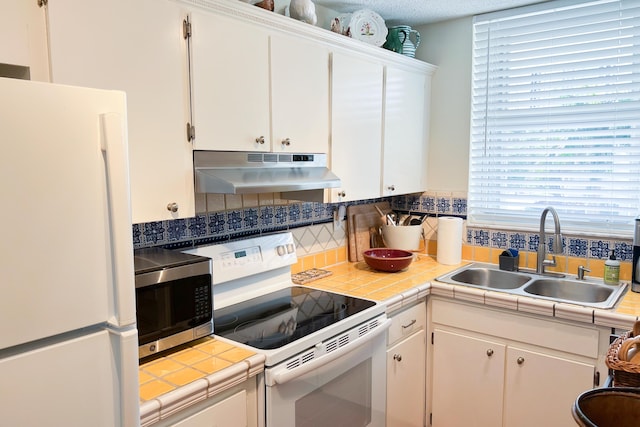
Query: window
469,0,640,237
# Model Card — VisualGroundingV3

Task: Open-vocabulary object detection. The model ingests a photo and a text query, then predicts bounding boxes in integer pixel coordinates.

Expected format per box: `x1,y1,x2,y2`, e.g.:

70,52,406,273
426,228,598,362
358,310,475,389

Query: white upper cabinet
190,10,271,152
0,0,48,81
330,52,384,202
190,11,329,154
270,33,329,153
383,66,428,196
47,0,194,223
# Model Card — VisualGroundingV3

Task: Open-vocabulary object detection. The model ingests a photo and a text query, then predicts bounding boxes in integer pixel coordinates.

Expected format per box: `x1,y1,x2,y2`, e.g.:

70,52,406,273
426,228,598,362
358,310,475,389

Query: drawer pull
486,349,494,357
393,354,402,362
402,319,417,329
517,357,525,365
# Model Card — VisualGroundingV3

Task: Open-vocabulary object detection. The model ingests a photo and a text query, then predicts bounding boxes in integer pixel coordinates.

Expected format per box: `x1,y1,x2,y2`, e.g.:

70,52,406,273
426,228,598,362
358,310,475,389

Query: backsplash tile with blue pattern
133,191,632,261
465,226,632,261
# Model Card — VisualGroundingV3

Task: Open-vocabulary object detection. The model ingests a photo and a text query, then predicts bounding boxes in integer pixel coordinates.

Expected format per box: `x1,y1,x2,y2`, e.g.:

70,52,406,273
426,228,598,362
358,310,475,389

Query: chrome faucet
536,207,563,275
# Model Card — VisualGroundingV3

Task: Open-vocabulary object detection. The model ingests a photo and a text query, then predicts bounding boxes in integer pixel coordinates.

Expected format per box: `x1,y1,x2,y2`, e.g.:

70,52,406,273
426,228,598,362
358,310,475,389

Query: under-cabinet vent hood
194,151,341,195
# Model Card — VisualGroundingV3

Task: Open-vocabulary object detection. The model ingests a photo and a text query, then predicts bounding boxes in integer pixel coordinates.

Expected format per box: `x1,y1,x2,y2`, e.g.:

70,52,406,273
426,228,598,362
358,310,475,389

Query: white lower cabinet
171,390,247,427
151,379,258,427
503,345,594,427
431,330,504,427
387,302,427,427
429,298,606,427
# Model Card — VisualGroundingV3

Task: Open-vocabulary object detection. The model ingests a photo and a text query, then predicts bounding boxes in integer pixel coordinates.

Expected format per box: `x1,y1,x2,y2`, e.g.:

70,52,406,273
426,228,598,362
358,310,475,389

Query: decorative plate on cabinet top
348,9,387,47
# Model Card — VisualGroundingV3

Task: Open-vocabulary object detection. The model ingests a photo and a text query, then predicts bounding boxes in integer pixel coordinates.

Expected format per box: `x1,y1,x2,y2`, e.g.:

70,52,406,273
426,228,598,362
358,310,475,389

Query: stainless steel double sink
436,263,628,309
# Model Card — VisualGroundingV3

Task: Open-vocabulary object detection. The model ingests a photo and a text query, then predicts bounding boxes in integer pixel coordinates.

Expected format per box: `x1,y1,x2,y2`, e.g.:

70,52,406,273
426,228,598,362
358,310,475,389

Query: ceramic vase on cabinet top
389,25,420,58
383,27,408,54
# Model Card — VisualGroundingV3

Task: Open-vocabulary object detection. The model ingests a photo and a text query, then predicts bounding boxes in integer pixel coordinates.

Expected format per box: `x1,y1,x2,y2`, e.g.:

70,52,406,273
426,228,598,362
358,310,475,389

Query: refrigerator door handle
100,112,137,327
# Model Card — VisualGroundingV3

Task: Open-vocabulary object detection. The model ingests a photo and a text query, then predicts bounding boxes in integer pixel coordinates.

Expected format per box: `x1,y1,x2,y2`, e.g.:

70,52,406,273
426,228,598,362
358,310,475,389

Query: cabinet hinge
431,332,434,345
186,122,195,142
37,0,48,7
429,412,433,425
594,370,600,387
183,17,192,39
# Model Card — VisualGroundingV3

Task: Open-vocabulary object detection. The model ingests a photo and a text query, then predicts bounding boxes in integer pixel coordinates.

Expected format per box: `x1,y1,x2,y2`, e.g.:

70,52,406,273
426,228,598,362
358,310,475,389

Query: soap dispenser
604,250,620,286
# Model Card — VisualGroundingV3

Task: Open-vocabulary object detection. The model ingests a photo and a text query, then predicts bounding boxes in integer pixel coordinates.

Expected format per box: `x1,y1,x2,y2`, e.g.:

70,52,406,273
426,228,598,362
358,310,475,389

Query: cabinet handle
387,185,396,191
281,138,291,146
167,202,179,213
402,319,417,329
337,191,346,197
517,357,525,365
393,354,402,362
486,349,494,357
255,136,265,144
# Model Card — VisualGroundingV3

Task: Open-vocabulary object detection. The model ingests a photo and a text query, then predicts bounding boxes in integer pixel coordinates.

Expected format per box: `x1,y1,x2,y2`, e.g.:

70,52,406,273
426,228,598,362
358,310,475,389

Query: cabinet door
171,390,247,427
190,10,270,152
330,52,383,202
387,330,426,427
47,0,194,223
382,66,427,196
271,33,329,153
0,0,48,81
431,329,505,427
503,346,594,427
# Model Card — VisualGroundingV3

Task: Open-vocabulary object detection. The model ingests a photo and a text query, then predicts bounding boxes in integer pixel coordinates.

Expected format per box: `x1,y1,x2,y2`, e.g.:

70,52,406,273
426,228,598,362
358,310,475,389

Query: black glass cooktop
213,286,375,350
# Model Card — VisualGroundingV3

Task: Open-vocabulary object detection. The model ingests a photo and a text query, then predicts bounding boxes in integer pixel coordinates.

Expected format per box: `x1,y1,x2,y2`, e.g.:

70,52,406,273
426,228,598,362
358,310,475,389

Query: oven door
265,318,390,427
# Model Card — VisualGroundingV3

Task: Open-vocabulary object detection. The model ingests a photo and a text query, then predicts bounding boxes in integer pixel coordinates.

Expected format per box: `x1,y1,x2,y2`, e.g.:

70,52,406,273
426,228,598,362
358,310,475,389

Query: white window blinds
469,0,640,237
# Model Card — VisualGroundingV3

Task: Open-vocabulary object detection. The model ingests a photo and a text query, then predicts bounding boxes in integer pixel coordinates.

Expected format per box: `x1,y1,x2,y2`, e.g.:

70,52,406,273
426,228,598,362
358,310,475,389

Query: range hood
194,151,341,195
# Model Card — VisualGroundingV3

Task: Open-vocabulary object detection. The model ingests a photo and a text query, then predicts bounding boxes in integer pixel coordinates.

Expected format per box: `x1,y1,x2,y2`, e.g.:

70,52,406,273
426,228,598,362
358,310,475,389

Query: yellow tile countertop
309,256,640,327
138,337,264,426
138,255,640,425
306,254,460,311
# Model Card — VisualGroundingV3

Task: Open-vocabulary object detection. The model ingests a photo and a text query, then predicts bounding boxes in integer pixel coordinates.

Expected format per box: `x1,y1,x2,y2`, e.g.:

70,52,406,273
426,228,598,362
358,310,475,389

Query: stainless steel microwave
133,247,213,359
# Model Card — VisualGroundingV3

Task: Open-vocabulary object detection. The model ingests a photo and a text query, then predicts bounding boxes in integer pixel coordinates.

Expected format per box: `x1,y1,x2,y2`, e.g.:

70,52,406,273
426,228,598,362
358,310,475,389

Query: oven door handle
269,318,391,386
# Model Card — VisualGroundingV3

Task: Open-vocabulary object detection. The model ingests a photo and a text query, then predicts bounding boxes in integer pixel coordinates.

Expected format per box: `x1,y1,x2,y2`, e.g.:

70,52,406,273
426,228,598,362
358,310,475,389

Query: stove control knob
287,243,295,254
277,245,286,256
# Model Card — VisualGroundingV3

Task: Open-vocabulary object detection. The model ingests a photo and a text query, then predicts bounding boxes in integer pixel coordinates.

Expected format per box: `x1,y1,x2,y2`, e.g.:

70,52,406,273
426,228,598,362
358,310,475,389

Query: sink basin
523,279,614,303
436,263,628,309
449,268,531,289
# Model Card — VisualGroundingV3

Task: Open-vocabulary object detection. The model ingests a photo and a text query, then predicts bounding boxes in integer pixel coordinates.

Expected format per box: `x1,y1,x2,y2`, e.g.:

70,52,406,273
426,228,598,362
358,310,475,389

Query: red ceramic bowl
363,248,414,272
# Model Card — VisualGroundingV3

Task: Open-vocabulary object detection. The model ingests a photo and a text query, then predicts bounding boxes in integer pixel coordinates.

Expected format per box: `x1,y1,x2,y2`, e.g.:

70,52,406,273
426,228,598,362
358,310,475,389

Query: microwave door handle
268,318,391,386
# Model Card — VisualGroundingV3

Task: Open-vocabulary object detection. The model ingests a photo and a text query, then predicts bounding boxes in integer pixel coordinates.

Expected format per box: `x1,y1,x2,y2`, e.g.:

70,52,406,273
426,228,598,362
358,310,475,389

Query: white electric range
184,232,389,427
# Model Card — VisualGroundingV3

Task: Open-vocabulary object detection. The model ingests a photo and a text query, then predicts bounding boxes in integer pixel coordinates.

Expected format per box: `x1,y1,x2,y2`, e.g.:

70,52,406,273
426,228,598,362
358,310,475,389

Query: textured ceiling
312,0,552,26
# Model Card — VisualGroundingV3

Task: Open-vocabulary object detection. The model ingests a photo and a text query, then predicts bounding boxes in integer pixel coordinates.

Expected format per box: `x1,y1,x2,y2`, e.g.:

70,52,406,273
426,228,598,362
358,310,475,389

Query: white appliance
0,78,139,426
184,233,390,427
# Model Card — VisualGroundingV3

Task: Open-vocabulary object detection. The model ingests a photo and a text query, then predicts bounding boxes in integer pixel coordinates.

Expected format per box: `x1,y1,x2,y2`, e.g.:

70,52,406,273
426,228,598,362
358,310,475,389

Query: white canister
381,224,424,251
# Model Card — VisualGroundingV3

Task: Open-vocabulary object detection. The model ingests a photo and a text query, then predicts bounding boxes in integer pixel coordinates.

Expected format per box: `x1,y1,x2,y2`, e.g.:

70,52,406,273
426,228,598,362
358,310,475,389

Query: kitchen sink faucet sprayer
537,207,563,275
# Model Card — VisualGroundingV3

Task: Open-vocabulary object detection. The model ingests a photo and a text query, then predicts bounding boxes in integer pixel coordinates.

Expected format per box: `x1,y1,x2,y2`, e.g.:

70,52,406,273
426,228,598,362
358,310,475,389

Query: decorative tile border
133,201,342,249
133,193,632,262
466,227,633,261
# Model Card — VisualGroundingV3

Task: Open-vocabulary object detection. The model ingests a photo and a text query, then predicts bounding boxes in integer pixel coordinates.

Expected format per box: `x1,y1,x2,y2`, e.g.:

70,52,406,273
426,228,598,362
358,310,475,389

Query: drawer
388,301,426,346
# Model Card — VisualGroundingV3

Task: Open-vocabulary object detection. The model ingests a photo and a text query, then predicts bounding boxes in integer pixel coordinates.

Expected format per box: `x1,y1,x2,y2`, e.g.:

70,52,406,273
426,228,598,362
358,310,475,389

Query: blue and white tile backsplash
133,191,632,261
465,226,633,262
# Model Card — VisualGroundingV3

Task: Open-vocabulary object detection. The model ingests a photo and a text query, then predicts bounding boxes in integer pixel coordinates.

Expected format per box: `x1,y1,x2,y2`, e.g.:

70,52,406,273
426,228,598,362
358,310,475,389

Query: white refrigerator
0,77,140,426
